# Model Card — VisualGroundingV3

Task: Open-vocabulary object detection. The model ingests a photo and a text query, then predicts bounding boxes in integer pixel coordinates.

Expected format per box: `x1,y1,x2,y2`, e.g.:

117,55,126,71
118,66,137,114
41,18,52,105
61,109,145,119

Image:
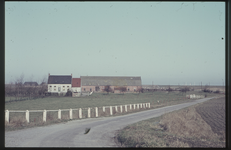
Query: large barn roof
48,75,72,84
80,76,142,86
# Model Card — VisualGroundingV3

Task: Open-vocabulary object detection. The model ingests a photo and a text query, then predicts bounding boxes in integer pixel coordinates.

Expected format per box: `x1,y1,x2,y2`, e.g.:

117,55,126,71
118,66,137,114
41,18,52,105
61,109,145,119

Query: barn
80,76,142,93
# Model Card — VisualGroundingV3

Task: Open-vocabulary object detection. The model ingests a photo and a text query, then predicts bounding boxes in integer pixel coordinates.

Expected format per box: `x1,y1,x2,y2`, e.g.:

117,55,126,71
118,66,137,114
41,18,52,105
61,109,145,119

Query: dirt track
195,96,226,141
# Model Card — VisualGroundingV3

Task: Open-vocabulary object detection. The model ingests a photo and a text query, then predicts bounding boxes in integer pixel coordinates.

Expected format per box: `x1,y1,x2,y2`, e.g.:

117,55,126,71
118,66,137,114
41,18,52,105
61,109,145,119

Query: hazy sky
5,2,225,85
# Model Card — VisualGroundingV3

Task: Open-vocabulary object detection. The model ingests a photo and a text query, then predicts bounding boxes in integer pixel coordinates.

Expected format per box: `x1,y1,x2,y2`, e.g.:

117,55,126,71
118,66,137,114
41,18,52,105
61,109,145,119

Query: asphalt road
5,97,218,147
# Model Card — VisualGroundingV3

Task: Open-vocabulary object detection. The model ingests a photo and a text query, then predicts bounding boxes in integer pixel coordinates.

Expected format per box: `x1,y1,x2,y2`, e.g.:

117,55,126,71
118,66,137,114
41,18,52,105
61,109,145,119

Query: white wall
48,84,72,93
72,87,81,93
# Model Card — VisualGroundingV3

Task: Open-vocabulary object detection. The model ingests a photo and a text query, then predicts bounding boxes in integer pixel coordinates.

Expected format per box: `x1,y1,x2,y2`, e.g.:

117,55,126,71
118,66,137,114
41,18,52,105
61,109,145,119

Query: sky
5,2,225,85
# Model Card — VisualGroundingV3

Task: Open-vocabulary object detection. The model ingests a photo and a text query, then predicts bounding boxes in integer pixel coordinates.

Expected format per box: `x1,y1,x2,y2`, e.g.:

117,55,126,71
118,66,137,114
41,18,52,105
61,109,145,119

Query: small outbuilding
72,78,81,93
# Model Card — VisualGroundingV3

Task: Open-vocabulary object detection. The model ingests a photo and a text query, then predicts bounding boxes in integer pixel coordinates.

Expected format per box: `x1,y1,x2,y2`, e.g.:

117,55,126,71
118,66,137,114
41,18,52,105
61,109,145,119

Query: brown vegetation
195,97,225,142
116,98,225,148
5,73,48,102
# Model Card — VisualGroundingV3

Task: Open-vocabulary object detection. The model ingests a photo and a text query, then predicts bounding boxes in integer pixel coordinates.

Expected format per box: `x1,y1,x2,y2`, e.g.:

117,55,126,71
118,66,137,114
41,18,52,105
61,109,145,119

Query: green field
5,91,221,131
5,91,220,110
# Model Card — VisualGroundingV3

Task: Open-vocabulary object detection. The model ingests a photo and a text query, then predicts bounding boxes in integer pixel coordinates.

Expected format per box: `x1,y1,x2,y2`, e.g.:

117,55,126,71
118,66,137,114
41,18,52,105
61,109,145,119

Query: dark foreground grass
115,101,225,148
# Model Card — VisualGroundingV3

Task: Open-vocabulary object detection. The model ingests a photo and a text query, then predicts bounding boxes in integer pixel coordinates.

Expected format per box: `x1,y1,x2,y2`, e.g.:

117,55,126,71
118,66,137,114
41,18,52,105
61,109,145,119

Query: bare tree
202,84,212,93
179,86,190,95
14,73,25,100
118,86,127,94
137,87,144,94
166,85,173,93
26,86,33,99
5,82,13,97
29,74,34,82
103,85,112,94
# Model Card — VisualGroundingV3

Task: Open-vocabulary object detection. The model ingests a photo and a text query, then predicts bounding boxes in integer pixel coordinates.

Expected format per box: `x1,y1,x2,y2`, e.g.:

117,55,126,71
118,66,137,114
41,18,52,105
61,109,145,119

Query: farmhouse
47,74,72,94
72,78,81,93
80,76,142,93
24,82,38,87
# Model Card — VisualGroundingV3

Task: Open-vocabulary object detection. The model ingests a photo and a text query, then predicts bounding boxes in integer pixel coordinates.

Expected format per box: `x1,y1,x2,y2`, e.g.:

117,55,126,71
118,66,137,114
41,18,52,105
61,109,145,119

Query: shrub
214,90,220,93
65,90,72,97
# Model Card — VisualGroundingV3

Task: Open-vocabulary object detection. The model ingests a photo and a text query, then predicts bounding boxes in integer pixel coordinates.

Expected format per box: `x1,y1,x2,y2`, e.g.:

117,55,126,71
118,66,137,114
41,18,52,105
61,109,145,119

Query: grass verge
115,102,225,148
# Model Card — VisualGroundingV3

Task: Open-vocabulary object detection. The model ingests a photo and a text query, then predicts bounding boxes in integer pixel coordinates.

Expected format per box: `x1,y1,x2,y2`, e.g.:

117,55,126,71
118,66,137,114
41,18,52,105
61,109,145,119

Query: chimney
49,73,50,76
71,73,72,76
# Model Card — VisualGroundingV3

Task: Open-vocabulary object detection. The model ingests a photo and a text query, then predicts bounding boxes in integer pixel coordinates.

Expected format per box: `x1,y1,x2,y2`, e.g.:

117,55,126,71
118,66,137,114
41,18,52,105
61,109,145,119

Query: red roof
72,78,81,87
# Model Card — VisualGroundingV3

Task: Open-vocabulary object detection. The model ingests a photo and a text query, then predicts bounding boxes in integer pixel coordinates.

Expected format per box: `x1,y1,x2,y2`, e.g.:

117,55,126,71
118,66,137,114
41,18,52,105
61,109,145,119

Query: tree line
5,73,48,101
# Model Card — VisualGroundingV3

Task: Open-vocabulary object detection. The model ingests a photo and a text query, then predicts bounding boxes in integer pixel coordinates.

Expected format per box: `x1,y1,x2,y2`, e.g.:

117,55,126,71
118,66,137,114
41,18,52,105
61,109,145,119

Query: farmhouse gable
47,74,72,94
48,75,72,84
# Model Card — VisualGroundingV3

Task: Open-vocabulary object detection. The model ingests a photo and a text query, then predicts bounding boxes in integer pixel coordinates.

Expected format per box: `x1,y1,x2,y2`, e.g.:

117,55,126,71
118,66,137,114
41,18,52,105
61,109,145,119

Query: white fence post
103,106,105,112
115,106,118,112
69,108,72,120
149,103,150,108
43,110,47,122
120,105,123,113
110,106,113,115
58,109,61,120
125,105,127,112
79,108,82,119
143,103,145,108
95,107,98,118
5,110,9,123
26,110,29,123
140,103,142,108
88,108,91,118
133,104,136,109
137,104,139,109
146,103,148,107
130,104,132,110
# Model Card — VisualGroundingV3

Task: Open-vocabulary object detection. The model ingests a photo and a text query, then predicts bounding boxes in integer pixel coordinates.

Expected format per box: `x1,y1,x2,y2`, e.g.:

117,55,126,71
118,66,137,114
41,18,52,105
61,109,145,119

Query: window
84,88,85,91
128,88,130,91
90,88,92,92
49,86,52,91
134,88,136,92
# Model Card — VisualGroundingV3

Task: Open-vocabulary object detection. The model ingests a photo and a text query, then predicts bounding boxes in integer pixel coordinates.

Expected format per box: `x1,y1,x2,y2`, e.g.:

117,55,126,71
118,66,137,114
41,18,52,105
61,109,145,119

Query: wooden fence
5,103,151,123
